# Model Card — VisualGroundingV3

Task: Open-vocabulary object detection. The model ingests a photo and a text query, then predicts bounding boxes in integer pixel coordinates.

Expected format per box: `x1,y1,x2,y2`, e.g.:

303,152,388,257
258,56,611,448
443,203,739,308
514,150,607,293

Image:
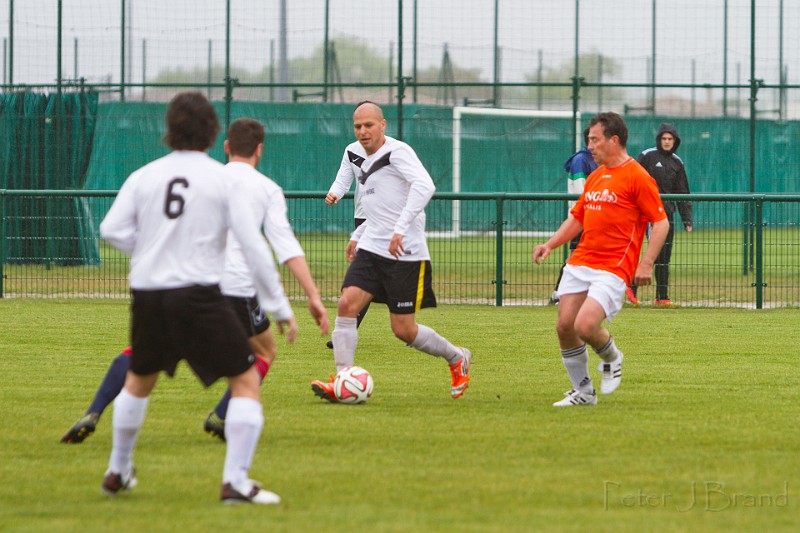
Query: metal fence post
741,202,750,276
493,195,506,306
753,196,765,309
0,189,5,298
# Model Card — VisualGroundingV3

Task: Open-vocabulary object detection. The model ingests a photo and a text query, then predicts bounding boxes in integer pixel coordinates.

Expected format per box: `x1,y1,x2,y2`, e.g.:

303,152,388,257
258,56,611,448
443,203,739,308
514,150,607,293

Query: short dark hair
582,126,590,146
163,92,220,151
354,100,379,112
226,118,265,158
588,112,628,148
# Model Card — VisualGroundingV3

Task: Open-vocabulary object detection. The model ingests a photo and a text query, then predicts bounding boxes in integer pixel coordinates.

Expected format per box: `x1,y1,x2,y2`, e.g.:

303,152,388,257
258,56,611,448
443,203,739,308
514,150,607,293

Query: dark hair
582,126,590,146
588,112,628,148
226,118,265,158
163,92,220,151
354,100,379,112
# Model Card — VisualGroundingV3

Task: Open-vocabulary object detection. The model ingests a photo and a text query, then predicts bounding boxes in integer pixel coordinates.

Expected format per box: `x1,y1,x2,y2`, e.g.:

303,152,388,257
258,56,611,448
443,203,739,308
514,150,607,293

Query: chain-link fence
2,190,798,308
2,1,799,117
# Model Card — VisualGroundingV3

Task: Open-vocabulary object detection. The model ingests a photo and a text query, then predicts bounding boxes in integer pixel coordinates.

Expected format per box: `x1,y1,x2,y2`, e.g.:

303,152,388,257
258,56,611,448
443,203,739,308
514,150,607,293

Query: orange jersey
568,157,667,284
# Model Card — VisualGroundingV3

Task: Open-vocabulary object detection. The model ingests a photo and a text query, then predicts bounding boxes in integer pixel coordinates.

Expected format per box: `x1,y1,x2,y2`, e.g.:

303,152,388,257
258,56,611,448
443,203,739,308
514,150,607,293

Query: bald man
312,101,472,401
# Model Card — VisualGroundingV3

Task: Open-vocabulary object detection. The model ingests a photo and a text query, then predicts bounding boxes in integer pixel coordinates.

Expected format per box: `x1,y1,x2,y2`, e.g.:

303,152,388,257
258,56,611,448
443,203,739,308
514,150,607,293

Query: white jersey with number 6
100,150,292,320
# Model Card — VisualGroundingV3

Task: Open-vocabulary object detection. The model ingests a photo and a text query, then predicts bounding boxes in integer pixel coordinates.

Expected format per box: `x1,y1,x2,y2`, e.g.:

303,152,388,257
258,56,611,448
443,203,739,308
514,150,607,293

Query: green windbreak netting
84,102,575,234
1,90,100,265
82,102,800,233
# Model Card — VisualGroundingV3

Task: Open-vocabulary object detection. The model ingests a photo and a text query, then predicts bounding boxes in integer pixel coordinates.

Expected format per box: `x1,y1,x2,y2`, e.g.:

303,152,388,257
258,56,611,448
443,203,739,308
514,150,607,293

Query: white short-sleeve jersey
350,136,435,261
328,141,367,219
100,150,293,321
220,162,304,314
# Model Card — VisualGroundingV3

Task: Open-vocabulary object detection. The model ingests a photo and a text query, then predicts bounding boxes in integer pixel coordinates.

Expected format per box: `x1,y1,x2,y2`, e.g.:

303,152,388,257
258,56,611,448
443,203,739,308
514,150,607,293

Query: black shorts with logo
225,294,270,336
130,285,255,387
342,249,437,314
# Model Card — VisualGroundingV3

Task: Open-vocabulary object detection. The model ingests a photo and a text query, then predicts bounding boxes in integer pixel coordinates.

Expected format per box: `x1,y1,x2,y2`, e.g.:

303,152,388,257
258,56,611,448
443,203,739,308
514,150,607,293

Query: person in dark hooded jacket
631,123,692,305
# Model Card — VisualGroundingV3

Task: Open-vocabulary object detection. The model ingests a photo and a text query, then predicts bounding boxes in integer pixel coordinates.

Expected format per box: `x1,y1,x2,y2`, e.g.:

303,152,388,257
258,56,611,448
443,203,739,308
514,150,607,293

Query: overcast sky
2,0,797,96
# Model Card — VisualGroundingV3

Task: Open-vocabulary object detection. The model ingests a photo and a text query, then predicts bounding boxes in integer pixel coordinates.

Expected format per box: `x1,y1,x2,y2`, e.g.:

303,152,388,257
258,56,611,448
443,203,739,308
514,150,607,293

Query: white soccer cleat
553,389,597,407
598,353,623,395
221,479,281,505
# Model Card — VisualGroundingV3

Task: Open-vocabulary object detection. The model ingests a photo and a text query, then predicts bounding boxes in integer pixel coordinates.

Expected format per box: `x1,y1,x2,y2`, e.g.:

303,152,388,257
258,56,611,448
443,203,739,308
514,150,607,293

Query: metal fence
2,189,798,309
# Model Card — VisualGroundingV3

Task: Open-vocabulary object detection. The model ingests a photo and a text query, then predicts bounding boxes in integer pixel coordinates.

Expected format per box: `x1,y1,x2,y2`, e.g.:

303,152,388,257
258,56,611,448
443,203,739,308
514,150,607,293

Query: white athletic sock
108,389,148,476
223,397,264,486
561,344,593,393
595,336,622,363
332,316,358,371
410,324,462,364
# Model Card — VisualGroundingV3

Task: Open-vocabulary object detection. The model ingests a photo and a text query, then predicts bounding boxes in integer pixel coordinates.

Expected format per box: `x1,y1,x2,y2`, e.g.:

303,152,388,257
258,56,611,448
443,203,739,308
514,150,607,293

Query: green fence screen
1,90,99,265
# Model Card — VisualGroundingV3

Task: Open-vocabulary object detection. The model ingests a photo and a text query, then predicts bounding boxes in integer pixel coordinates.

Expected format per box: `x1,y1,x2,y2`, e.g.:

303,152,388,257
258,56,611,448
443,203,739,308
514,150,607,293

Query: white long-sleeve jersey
349,137,435,261
327,141,367,219
220,162,304,314
99,150,293,321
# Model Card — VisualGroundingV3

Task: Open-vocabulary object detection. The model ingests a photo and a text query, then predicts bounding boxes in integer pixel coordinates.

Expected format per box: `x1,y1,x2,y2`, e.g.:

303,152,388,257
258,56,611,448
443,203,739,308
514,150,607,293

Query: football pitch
1,299,798,532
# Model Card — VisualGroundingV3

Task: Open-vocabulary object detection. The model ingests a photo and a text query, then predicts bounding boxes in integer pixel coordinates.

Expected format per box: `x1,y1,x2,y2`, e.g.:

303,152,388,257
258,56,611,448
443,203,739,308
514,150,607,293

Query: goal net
427,107,580,239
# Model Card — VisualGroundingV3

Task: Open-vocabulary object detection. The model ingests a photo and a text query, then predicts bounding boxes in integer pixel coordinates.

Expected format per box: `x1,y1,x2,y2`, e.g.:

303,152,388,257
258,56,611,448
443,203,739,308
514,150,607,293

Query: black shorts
225,294,270,337
342,250,436,314
130,285,255,387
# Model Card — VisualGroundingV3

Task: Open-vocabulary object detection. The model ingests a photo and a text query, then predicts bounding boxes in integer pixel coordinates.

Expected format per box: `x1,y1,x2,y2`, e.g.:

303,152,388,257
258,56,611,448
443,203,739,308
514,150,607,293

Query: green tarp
1,90,99,265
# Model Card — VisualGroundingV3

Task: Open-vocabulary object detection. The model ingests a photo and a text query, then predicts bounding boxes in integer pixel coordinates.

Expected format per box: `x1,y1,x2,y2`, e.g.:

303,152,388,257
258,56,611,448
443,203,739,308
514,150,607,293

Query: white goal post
434,106,580,238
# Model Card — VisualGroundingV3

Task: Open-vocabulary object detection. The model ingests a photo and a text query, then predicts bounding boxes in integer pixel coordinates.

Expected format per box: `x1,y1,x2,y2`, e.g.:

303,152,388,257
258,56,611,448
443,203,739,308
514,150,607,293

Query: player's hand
388,233,405,259
308,296,330,336
325,193,339,205
632,262,654,287
532,244,551,265
346,240,358,262
276,316,299,344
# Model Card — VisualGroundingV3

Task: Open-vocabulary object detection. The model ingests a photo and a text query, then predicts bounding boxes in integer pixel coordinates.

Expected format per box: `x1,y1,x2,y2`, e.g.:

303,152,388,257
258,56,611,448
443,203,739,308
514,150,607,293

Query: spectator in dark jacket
631,123,692,305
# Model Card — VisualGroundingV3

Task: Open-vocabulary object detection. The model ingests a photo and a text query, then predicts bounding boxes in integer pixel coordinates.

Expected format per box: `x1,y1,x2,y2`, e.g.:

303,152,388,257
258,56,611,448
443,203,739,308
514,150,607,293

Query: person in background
311,101,472,402
630,123,693,306
324,127,373,349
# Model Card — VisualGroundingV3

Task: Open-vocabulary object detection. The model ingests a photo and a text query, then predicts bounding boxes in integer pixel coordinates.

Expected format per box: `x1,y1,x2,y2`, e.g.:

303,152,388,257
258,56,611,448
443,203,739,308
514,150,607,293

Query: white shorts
557,264,626,321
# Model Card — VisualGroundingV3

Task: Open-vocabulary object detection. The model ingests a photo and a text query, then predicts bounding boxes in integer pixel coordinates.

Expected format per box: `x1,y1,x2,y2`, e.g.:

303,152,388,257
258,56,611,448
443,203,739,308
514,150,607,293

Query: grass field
1,299,799,532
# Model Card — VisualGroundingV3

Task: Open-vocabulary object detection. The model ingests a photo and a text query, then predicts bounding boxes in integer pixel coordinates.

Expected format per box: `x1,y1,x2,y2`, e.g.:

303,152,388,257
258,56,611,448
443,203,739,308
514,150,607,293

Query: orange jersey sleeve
568,158,667,284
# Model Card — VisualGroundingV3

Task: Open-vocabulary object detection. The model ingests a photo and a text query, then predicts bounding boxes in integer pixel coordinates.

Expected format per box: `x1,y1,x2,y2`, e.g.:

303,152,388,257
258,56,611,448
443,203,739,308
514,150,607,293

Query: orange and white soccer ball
333,366,374,404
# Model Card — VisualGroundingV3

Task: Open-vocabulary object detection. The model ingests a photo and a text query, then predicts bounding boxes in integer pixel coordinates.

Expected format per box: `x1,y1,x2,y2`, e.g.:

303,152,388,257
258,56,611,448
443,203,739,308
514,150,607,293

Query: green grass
1,299,799,532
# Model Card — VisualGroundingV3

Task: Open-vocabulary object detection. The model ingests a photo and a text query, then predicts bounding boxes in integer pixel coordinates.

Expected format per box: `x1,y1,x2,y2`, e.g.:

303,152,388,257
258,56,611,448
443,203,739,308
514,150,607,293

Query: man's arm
326,150,357,205
227,188,294,323
633,217,670,286
99,178,138,255
675,164,693,231
347,222,367,262
532,215,583,264
257,187,329,335
391,147,436,237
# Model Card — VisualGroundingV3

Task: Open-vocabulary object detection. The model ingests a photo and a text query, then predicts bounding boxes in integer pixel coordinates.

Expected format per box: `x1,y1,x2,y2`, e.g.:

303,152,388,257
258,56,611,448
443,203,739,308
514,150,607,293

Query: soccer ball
333,366,374,404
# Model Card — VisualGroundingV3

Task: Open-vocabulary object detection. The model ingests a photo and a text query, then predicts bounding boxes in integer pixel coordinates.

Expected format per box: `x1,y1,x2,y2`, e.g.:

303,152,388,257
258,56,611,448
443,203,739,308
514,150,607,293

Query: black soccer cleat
203,411,226,442
61,413,99,444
